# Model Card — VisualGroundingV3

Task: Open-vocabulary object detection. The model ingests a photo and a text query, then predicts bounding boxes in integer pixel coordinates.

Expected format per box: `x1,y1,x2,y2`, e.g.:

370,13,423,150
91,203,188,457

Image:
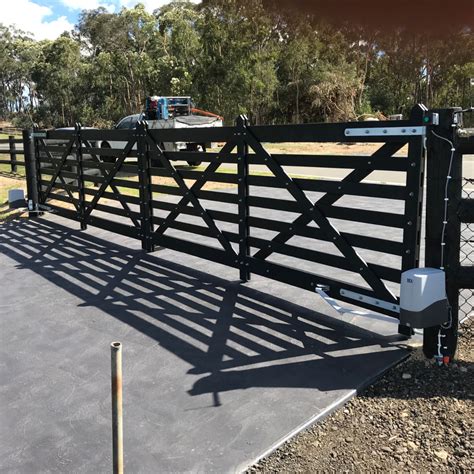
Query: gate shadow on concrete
0,217,406,406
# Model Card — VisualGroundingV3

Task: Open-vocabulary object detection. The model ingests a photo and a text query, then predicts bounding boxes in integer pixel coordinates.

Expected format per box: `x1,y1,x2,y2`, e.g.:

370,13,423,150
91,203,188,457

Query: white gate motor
399,268,450,328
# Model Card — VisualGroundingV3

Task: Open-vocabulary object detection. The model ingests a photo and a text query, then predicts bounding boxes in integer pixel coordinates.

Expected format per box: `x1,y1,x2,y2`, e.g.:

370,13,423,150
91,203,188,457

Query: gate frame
23,106,447,350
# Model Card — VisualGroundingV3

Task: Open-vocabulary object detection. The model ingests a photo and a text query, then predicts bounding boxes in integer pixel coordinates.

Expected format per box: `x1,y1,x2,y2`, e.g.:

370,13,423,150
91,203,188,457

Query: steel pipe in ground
111,342,123,474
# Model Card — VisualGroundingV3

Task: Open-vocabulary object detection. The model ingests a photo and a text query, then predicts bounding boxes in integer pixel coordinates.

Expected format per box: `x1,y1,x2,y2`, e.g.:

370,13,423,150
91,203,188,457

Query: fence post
75,123,87,230
137,121,154,252
236,115,250,282
22,129,39,218
8,135,17,173
424,108,462,360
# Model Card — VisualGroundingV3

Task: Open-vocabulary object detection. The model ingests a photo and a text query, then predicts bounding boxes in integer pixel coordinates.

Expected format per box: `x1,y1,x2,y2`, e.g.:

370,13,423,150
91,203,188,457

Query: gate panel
27,107,427,328
147,126,240,268
241,105,426,318
35,127,142,240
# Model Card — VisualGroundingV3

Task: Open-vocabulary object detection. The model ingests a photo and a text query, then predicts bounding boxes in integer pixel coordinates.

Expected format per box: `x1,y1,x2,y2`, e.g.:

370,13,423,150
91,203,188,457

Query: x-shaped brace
38,137,80,213
146,134,238,258
81,139,141,229
244,128,398,303
83,137,137,221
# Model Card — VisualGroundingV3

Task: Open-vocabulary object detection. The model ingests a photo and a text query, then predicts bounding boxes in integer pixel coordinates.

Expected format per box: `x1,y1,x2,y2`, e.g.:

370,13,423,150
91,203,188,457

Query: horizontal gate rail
247,119,424,143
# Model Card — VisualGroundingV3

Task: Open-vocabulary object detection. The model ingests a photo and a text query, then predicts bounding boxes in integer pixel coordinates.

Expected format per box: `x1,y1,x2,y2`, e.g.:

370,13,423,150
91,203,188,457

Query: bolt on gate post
424,108,463,359
137,121,155,252
236,115,251,282
75,123,87,230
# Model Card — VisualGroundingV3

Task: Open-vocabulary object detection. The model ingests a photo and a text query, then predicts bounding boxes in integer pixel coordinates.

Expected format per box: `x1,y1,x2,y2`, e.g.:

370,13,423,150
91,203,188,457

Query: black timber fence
14,105,473,361
0,134,24,173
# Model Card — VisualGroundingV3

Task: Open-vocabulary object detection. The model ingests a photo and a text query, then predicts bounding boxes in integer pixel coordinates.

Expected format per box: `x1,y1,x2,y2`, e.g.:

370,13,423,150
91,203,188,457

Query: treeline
0,0,473,128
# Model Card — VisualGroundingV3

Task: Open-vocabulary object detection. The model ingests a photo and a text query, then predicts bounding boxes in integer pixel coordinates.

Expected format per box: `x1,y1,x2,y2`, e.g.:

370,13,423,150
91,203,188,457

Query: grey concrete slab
0,216,411,473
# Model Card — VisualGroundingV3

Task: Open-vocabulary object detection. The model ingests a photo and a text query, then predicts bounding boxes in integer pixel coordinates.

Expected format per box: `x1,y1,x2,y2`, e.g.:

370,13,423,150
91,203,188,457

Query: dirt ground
263,142,406,156
249,321,473,473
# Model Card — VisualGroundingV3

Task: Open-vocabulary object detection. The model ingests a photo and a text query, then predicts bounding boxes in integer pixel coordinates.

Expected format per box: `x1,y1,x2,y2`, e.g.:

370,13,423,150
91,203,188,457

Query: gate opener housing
399,268,450,329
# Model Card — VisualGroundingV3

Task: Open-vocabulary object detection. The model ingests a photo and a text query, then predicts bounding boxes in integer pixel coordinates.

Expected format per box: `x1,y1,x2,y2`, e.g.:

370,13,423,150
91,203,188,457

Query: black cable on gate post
75,123,87,230
236,115,251,282
137,121,155,253
22,128,39,218
424,108,462,360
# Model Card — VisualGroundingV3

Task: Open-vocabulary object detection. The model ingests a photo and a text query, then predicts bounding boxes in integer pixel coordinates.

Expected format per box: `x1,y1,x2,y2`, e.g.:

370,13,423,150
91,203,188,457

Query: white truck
100,96,223,165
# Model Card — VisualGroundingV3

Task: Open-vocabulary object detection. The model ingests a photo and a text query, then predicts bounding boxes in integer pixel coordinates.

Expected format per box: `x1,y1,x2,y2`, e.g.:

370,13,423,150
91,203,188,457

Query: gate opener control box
399,268,449,328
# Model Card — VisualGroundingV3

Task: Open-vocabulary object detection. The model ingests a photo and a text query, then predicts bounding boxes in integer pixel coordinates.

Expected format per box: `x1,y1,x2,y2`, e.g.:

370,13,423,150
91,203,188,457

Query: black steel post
22,129,39,218
137,121,154,252
8,135,17,173
424,108,461,360
33,125,43,206
237,115,251,282
399,104,427,337
75,123,87,230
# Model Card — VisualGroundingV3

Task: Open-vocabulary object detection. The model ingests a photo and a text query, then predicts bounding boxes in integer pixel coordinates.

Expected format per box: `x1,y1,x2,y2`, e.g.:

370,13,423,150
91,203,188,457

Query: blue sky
2,0,198,39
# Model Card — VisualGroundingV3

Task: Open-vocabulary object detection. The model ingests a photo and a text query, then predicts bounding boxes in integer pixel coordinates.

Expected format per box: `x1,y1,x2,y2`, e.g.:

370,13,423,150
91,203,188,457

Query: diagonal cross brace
37,137,80,213
153,140,236,237
41,136,76,201
146,134,237,258
83,137,137,220
254,142,406,260
82,139,141,229
244,128,398,303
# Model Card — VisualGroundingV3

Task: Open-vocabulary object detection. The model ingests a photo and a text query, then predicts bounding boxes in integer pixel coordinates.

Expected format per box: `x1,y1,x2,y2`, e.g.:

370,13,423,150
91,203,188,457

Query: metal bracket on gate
344,126,426,137
315,286,378,317
339,289,400,313
315,285,400,319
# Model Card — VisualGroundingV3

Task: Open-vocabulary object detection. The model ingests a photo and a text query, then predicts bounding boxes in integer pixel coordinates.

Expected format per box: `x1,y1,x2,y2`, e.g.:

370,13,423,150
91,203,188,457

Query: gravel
248,320,473,472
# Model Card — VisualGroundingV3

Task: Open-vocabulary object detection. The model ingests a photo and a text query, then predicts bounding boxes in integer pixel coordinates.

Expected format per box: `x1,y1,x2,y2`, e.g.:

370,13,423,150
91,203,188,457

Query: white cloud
61,0,116,12
1,0,202,41
2,0,74,40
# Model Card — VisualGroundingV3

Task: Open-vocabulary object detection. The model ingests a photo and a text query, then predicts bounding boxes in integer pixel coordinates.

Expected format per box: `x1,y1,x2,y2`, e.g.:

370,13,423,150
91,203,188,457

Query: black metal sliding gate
26,105,427,334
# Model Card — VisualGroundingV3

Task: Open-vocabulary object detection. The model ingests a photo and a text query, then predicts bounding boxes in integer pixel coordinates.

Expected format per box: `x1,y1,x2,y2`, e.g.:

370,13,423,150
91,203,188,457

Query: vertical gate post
33,125,43,207
137,121,154,252
398,104,427,337
424,108,462,360
9,135,17,173
75,123,87,230
22,129,39,218
236,115,250,282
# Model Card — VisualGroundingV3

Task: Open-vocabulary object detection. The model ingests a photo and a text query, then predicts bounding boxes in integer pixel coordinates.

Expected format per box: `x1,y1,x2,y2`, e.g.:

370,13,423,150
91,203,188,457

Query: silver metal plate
340,289,400,313
344,126,426,137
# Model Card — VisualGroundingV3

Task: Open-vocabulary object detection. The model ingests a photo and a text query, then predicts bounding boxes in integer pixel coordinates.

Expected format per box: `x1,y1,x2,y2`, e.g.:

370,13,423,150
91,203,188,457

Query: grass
0,163,26,177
